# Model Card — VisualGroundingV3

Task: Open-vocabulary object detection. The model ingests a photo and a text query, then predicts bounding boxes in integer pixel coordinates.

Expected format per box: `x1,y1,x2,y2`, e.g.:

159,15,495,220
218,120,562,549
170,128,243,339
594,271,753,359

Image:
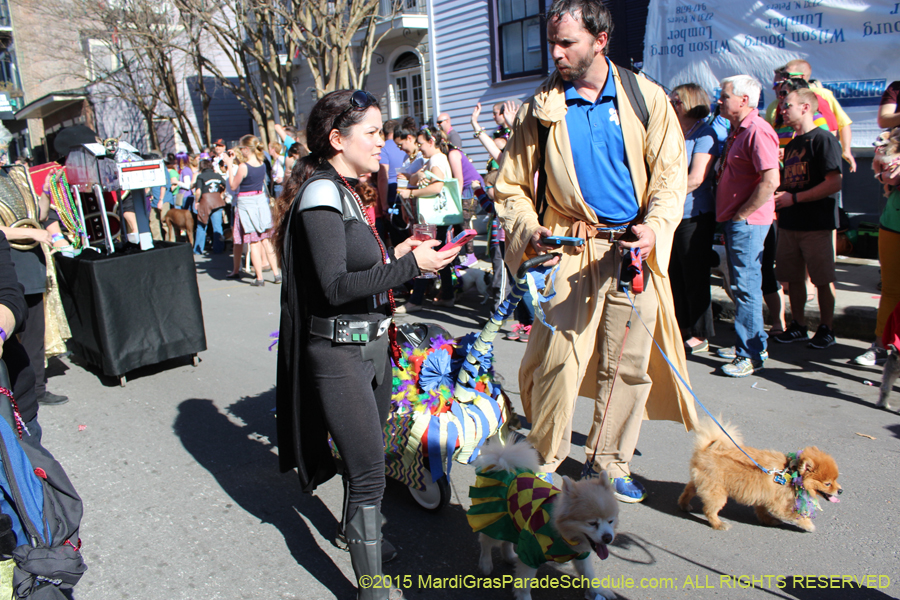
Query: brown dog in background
164,208,195,246
678,419,841,532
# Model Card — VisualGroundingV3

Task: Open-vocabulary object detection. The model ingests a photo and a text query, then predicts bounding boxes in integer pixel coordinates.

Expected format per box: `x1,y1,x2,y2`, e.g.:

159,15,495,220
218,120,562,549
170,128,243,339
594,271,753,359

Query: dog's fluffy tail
693,416,743,452
473,433,541,474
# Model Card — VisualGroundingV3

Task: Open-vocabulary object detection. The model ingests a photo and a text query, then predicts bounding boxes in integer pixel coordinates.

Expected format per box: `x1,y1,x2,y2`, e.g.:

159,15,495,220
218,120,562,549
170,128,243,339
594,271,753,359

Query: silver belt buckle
376,317,392,339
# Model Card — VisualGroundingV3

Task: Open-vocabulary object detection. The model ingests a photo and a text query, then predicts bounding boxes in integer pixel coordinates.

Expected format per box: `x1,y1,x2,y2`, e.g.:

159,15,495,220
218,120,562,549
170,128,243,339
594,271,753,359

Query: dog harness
467,468,589,569
769,450,822,519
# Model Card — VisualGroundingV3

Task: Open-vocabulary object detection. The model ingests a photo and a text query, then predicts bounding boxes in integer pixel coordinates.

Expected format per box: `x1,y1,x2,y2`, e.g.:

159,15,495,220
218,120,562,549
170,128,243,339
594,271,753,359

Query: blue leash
623,288,771,475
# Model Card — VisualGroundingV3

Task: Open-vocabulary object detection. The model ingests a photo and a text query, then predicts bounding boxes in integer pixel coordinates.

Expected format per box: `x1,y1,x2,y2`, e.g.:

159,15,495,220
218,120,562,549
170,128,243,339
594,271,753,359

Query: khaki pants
522,236,658,478
149,202,170,241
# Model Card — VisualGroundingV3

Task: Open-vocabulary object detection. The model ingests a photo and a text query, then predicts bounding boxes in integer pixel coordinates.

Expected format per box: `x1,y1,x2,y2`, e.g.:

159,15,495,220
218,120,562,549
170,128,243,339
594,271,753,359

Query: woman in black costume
274,90,459,600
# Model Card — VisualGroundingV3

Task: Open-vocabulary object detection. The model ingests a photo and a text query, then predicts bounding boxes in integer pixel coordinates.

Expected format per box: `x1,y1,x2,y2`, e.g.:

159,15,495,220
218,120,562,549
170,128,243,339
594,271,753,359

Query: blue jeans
194,208,224,254
724,220,768,360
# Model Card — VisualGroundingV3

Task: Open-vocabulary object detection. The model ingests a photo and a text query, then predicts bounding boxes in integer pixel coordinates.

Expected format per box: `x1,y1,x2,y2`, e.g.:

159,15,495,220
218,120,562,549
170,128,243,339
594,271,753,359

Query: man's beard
556,53,595,81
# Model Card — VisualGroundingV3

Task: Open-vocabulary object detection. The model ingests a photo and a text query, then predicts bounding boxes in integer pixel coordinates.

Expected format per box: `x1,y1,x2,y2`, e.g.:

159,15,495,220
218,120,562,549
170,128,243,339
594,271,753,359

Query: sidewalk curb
710,257,879,341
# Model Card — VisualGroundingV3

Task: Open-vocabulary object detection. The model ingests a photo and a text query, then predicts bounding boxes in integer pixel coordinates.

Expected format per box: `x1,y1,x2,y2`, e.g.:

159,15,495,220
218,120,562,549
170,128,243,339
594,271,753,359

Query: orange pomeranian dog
678,419,841,532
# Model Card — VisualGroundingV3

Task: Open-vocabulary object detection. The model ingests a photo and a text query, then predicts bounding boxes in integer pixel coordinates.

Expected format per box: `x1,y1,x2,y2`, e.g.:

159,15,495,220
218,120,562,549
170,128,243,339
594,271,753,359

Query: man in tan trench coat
495,0,698,502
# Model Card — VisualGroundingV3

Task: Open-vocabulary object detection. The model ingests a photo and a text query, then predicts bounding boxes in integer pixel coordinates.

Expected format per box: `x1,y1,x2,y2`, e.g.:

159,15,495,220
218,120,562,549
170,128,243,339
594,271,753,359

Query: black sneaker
38,392,69,406
808,324,836,349
774,321,809,344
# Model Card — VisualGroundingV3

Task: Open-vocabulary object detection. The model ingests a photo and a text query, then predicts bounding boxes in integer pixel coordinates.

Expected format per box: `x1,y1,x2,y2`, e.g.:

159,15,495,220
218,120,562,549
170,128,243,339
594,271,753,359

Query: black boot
336,478,397,562
346,505,387,600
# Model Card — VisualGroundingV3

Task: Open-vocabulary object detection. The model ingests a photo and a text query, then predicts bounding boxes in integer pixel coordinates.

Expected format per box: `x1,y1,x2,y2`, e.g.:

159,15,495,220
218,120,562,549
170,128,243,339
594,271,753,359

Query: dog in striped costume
467,436,619,600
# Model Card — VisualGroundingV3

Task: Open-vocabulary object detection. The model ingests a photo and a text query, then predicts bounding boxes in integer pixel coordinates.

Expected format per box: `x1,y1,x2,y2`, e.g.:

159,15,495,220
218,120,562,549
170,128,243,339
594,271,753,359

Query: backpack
0,361,86,599
534,64,649,224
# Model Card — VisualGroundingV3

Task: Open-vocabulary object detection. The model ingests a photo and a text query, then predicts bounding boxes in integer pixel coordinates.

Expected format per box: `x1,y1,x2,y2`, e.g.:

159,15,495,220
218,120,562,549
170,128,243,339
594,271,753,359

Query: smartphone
440,228,478,251
544,235,584,247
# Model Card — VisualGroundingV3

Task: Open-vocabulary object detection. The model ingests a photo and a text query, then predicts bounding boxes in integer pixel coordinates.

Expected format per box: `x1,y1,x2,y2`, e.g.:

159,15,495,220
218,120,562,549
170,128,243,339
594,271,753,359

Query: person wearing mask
273,90,458,599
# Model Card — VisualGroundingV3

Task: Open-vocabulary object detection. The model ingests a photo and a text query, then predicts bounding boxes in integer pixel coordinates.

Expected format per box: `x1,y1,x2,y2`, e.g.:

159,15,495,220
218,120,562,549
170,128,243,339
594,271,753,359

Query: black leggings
761,223,781,296
304,336,392,522
669,212,716,338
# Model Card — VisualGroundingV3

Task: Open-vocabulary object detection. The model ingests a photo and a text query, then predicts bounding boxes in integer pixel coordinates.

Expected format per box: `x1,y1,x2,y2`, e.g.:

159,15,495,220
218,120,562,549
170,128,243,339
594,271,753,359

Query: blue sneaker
610,475,647,503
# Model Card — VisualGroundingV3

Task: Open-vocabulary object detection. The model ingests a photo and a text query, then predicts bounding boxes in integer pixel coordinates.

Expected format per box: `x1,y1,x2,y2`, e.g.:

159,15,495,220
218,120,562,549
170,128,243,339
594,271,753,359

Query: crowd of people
5,0,898,597
263,0,899,595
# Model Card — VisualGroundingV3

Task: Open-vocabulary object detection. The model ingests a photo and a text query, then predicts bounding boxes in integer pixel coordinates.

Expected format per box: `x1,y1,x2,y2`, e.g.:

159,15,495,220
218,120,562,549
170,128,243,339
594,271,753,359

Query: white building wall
432,0,549,170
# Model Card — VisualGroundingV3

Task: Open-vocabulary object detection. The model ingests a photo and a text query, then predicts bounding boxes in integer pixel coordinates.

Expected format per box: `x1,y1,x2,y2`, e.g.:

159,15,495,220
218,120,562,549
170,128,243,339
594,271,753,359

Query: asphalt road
36,251,899,600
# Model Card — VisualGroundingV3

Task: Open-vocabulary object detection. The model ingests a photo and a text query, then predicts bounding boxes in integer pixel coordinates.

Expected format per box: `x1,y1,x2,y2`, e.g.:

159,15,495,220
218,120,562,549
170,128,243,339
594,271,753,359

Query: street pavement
35,250,899,600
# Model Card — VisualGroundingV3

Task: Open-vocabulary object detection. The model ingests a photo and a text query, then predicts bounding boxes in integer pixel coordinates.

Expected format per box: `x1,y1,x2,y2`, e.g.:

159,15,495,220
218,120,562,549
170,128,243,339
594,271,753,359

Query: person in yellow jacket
495,0,697,503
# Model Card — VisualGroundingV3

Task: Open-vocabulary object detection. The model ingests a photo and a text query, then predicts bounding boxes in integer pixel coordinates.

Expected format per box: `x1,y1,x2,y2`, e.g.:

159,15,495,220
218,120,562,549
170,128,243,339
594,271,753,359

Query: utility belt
309,315,392,344
309,314,393,385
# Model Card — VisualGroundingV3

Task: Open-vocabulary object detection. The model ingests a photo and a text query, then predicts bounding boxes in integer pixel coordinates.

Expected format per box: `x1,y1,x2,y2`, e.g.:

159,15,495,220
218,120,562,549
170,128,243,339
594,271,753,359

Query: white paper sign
642,0,900,146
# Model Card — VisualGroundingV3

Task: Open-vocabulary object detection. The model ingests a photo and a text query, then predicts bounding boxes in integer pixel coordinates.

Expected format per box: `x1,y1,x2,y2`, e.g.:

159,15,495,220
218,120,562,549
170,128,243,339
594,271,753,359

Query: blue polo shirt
564,61,638,224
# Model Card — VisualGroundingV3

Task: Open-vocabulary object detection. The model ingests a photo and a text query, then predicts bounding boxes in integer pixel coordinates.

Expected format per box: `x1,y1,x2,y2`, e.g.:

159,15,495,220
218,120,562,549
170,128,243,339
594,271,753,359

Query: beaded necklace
336,173,401,362
0,385,28,439
48,169,84,249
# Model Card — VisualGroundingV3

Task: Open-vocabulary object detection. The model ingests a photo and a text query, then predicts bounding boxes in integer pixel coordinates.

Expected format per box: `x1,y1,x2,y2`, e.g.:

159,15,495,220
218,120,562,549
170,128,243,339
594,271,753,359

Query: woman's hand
411,239,461,274
393,237,423,259
397,187,412,199
503,100,520,125
471,102,483,129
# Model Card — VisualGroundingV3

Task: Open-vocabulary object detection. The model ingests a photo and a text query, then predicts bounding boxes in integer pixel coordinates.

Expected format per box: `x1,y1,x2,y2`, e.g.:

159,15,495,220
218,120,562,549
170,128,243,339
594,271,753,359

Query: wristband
0,326,7,342
51,233,65,243
792,193,798,205
473,129,485,138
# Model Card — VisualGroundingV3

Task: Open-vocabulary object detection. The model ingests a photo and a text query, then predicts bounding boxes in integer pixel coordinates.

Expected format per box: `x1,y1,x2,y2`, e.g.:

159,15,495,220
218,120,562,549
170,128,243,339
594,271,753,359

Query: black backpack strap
616,64,649,131
535,120,550,225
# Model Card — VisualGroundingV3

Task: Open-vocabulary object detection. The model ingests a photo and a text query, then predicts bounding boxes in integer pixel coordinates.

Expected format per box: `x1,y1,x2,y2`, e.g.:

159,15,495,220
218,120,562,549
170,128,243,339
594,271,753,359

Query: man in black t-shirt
773,88,843,349
192,159,227,255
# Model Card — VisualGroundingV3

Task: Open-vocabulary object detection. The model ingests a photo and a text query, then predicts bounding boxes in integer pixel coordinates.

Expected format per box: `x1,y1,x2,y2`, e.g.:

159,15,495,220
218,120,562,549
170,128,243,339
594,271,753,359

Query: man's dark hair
547,0,614,46
383,119,399,136
199,159,213,171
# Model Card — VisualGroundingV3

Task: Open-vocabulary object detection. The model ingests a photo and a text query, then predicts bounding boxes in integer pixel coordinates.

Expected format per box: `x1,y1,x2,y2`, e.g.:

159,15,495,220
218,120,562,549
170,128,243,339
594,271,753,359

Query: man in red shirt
715,75,781,377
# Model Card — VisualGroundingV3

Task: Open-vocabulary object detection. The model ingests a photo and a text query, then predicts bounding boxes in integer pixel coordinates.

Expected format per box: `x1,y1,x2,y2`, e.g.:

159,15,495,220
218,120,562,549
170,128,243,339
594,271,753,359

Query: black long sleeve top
0,232,37,422
293,171,420,318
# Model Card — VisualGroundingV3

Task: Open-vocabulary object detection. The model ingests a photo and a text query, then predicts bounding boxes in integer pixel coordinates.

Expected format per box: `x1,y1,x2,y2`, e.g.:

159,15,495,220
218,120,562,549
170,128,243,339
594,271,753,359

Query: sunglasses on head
332,90,378,132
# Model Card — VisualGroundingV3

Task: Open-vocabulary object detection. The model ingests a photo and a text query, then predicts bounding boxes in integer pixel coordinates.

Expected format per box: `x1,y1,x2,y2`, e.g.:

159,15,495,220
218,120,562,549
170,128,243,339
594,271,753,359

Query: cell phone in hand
543,235,584,247
440,229,477,251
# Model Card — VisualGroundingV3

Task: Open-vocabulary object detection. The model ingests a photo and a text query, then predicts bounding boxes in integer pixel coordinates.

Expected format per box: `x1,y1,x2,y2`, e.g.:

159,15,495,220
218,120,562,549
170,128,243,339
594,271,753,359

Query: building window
390,51,425,124
493,0,547,80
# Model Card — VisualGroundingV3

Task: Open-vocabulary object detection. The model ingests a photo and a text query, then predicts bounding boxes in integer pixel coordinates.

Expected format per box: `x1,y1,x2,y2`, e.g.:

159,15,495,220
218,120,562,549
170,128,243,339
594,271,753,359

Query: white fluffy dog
467,436,619,600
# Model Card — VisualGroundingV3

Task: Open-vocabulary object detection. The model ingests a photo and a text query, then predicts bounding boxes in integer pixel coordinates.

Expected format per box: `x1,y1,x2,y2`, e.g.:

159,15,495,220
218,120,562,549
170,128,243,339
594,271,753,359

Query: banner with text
642,0,900,147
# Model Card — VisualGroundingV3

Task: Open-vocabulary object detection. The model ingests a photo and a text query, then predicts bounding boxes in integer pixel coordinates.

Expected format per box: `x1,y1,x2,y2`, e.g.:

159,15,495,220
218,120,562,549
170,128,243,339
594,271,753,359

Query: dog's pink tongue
828,495,840,503
596,544,609,560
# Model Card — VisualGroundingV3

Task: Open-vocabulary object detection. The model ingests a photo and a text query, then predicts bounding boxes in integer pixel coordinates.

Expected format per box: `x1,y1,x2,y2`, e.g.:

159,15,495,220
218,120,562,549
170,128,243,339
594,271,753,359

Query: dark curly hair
273,89,380,256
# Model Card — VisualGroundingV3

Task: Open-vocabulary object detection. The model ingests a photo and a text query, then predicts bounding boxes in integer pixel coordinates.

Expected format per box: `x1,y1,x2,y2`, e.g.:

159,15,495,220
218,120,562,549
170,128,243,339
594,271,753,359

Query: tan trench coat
495,66,698,429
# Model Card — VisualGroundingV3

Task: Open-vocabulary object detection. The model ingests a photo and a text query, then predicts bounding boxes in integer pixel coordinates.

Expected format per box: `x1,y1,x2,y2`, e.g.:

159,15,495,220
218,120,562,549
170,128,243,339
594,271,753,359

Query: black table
55,242,207,385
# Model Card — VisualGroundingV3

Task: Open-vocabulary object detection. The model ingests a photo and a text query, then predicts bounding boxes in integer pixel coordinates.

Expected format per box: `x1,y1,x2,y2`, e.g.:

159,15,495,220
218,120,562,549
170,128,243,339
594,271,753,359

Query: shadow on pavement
66,350,197,387
884,423,900,440
639,477,782,531
174,392,356,599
